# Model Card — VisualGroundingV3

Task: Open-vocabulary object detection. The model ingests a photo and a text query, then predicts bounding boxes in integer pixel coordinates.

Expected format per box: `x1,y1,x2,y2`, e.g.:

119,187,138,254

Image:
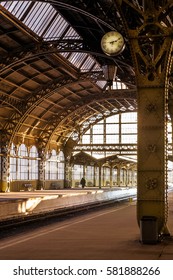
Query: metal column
116,1,173,237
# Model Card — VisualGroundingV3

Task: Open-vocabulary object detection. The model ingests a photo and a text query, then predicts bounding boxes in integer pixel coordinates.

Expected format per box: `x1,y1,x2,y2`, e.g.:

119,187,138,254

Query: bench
23,183,33,191
50,182,60,190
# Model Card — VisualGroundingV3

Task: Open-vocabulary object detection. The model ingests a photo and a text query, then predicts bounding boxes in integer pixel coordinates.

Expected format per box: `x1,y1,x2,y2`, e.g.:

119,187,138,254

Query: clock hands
109,38,121,44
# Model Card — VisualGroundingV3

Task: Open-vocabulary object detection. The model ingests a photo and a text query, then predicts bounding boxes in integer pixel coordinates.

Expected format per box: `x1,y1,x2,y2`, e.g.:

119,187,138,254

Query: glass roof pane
1,1,31,17
64,26,81,39
92,63,102,71
1,1,80,41
113,81,128,89
60,52,70,58
1,1,102,73
1,1,31,18
68,52,87,68
23,2,56,36
43,14,69,40
96,81,107,88
80,56,95,72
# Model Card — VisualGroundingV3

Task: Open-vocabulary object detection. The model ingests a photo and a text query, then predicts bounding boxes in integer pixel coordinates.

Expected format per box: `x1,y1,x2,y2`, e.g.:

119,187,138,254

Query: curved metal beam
40,89,137,147
0,40,134,75
5,73,104,144
0,94,23,115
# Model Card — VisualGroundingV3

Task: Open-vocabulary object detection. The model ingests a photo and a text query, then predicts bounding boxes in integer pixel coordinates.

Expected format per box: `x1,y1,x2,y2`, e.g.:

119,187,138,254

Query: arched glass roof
1,0,103,80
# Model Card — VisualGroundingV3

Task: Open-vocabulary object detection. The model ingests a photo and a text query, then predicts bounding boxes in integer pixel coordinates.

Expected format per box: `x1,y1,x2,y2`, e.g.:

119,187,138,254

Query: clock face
101,31,125,56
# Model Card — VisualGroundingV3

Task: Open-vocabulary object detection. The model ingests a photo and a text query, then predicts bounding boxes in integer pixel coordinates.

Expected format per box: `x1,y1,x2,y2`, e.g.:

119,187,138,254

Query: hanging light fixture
102,65,117,88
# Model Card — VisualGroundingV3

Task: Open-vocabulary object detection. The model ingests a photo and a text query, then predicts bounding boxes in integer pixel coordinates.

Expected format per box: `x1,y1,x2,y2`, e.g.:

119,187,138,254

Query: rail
0,193,136,230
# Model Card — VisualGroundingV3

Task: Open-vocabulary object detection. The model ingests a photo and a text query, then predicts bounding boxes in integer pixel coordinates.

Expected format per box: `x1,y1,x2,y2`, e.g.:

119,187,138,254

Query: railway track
0,194,136,232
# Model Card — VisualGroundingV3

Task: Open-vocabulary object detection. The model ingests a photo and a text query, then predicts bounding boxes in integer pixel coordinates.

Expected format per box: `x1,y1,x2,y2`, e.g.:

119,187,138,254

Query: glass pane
121,134,137,143
168,122,172,133
44,13,68,39
59,151,64,161
10,157,17,180
93,124,103,134
64,26,81,39
68,52,87,68
106,124,119,133
92,135,103,144
29,159,38,180
58,162,64,179
106,135,119,144
29,145,38,157
72,164,83,180
121,112,137,123
80,56,95,72
106,115,119,123
1,1,31,18
113,81,128,89
24,2,54,36
82,135,90,144
86,166,94,181
168,133,172,143
121,123,137,134
18,144,28,156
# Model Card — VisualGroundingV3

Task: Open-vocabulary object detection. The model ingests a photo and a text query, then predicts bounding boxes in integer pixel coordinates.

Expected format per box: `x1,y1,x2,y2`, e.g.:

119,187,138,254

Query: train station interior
1,0,173,257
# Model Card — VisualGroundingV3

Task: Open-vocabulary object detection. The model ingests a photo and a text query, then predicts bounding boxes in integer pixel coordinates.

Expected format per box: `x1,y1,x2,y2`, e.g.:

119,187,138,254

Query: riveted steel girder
3,72,104,147
116,0,173,235
0,94,23,114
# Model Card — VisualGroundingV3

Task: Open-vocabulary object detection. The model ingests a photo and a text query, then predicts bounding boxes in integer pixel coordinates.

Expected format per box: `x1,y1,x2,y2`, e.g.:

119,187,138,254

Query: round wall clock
101,31,125,56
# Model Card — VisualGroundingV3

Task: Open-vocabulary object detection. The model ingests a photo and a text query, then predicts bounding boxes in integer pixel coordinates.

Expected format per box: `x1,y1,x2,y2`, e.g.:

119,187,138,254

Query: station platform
0,187,136,221
0,187,173,260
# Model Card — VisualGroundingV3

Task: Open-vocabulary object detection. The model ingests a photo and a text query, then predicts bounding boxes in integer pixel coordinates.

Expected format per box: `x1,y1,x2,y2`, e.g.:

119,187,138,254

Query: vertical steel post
115,1,173,235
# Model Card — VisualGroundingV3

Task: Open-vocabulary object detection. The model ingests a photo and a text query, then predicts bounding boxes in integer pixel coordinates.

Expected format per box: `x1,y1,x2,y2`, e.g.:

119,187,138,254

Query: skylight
1,1,102,76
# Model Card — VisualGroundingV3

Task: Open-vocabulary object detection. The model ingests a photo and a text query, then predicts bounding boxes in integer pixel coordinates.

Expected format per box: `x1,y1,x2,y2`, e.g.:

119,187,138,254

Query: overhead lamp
102,65,117,88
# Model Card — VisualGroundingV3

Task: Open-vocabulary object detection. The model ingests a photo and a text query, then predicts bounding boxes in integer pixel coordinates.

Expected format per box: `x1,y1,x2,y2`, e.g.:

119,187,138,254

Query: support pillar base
161,225,171,237
0,181,9,192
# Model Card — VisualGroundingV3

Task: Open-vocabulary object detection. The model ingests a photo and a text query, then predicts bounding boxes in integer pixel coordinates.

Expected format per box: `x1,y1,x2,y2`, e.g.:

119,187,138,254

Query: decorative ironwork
74,144,137,153
146,178,158,190
147,144,157,153
146,103,157,113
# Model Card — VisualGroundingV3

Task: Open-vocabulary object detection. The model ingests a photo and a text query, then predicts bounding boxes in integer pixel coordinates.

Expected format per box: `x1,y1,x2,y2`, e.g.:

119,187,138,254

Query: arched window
95,166,99,187
81,112,137,159
112,167,118,186
86,165,94,186
45,151,50,180
45,149,58,180
72,165,83,180
29,146,38,180
120,168,127,186
10,143,17,180
57,151,64,179
50,149,57,180
18,144,28,180
104,166,111,186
